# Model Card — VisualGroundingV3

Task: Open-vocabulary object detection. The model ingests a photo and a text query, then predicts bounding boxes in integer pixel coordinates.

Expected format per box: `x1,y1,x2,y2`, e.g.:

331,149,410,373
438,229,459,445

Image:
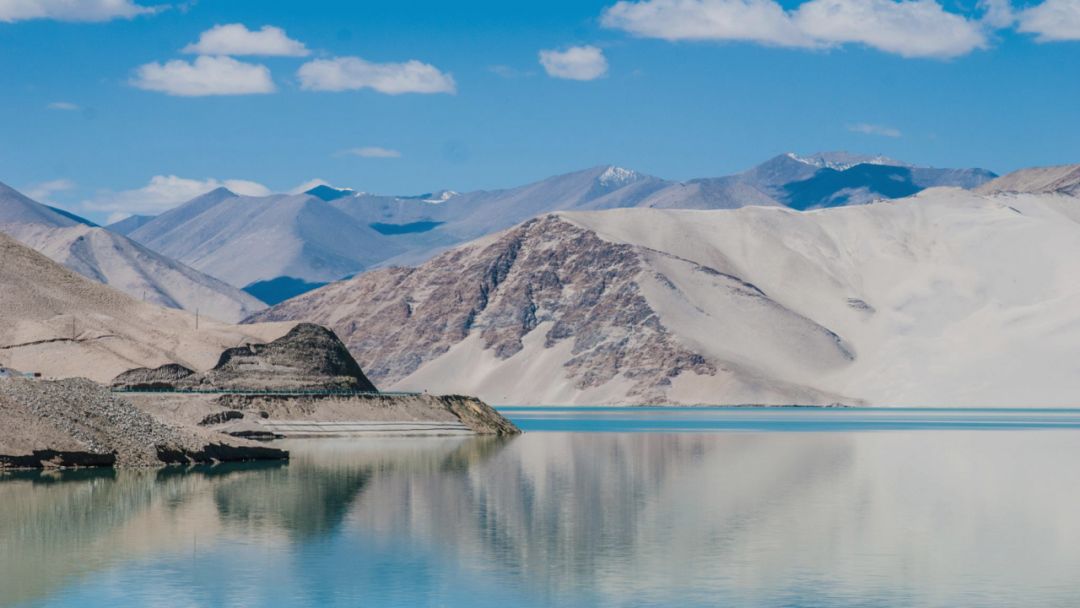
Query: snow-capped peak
598,166,640,187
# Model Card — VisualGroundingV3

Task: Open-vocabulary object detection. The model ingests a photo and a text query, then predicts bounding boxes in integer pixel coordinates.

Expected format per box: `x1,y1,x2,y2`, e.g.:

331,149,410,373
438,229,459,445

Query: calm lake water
4,408,1080,607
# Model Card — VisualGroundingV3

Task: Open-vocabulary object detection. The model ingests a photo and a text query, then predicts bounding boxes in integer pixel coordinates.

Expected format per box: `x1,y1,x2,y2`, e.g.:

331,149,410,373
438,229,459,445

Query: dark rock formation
113,363,195,390
198,410,244,426
111,323,378,392
205,324,377,391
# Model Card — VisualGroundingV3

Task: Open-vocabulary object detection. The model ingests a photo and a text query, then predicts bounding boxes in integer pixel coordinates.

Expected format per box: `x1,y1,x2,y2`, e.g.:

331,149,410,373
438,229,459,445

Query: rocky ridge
248,214,852,405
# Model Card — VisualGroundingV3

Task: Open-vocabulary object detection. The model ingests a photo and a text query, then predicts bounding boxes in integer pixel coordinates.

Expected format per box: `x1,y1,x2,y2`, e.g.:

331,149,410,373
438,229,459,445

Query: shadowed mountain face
782,165,924,210
781,163,997,210
243,277,328,306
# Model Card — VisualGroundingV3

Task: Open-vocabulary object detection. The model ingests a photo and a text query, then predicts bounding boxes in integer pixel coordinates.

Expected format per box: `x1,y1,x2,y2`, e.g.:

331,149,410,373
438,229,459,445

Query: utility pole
71,317,75,341
195,308,199,331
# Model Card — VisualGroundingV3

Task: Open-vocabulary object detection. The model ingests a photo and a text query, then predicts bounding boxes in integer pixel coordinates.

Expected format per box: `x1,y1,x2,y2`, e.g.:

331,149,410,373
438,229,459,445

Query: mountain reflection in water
2,426,1080,607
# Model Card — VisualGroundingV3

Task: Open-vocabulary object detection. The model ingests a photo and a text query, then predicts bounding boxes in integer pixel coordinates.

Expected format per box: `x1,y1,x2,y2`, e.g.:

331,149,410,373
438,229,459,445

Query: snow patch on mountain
598,166,641,187
786,151,910,171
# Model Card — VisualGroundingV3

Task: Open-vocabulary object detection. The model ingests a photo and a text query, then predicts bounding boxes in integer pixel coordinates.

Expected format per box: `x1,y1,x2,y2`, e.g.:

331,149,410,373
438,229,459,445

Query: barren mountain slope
976,164,1080,196
0,232,293,382
1,182,265,322
249,215,857,406
252,187,1080,406
4,223,265,322
128,188,403,286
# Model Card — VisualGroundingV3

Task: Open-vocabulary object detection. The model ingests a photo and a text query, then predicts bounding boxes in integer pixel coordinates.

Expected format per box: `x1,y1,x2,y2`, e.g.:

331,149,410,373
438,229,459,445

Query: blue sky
1,0,1079,223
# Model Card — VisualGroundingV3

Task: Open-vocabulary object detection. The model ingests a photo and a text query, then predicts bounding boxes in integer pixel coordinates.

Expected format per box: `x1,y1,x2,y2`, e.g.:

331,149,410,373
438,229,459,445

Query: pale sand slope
559,189,1080,406
0,232,294,382
976,163,1080,195
255,186,1080,406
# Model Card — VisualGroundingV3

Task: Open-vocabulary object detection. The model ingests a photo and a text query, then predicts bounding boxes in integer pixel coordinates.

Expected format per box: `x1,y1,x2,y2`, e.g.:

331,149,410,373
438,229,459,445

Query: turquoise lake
3,407,1080,607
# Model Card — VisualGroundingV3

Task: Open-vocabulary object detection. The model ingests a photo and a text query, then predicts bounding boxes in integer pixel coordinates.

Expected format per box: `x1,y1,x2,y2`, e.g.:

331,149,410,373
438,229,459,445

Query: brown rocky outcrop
248,216,717,403
113,323,377,392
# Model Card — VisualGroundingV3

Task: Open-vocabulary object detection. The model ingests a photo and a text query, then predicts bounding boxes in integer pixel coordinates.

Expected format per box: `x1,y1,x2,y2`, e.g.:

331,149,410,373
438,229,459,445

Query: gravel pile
0,378,287,468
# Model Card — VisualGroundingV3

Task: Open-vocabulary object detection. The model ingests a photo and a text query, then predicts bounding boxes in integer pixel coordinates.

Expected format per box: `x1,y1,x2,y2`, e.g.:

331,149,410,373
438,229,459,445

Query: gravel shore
0,378,287,469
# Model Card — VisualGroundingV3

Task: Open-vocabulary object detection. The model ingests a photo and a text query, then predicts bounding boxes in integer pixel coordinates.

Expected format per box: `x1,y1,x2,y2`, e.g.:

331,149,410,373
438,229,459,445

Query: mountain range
109,152,994,301
0,183,265,322
248,163,1080,407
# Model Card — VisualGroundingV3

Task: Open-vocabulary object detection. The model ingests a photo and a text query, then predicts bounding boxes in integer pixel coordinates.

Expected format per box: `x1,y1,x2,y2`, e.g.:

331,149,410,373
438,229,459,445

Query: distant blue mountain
306,185,355,201
781,163,997,210
243,276,329,305
370,220,445,235
105,214,154,235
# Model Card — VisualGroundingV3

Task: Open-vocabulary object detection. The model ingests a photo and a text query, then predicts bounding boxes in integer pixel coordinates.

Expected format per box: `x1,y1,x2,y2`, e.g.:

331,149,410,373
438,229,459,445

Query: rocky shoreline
1,323,519,470
0,378,287,470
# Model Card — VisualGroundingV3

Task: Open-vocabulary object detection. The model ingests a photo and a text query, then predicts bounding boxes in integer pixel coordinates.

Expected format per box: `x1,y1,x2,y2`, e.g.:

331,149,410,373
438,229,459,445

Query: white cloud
794,0,987,58
978,0,1016,28
848,123,902,137
46,101,80,111
601,0,988,58
339,146,402,158
182,23,310,56
602,0,814,47
297,56,456,94
539,45,610,80
131,55,275,96
1017,0,1080,41
25,178,75,202
82,175,271,217
0,0,158,22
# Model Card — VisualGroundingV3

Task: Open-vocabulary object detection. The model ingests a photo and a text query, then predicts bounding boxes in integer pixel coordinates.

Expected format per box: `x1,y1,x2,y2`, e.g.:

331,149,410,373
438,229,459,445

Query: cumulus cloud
978,0,1016,28
182,23,310,56
82,175,271,218
338,146,402,158
794,0,987,58
131,55,275,96
297,56,456,94
0,0,158,22
601,0,988,58
1017,0,1080,41
25,178,76,202
603,0,814,47
539,45,610,80
848,123,902,137
46,101,80,111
